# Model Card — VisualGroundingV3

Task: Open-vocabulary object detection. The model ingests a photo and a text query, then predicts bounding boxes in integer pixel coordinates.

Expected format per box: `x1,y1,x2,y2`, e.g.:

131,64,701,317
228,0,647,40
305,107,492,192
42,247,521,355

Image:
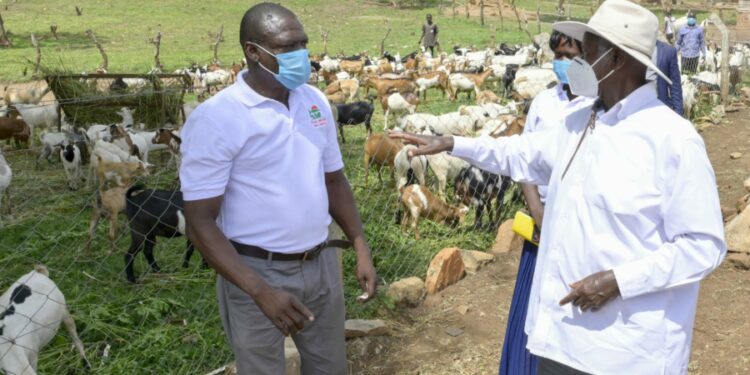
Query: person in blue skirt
498,30,582,375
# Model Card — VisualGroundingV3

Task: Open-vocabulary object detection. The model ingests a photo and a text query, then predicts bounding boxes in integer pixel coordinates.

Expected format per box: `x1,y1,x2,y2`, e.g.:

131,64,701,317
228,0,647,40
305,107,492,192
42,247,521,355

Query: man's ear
611,47,628,71
244,42,259,63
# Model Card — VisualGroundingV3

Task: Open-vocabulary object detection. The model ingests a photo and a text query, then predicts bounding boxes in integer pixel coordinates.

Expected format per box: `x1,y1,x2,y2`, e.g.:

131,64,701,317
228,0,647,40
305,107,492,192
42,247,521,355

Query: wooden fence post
481,0,485,26
537,4,541,34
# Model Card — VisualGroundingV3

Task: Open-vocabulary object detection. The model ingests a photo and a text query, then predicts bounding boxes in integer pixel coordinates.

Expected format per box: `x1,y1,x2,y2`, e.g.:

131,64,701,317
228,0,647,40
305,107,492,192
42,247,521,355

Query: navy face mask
251,42,311,90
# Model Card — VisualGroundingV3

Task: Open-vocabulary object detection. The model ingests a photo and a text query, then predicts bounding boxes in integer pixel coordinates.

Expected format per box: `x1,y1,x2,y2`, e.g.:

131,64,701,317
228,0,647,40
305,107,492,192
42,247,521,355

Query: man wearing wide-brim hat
390,1,726,374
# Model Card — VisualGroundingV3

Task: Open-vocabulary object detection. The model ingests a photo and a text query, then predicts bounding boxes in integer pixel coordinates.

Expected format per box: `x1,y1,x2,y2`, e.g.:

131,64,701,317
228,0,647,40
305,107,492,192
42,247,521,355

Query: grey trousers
537,357,591,375
217,247,346,375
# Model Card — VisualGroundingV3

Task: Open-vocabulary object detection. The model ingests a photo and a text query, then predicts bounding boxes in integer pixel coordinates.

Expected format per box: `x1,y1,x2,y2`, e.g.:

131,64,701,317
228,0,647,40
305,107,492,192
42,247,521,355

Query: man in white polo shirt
180,3,377,375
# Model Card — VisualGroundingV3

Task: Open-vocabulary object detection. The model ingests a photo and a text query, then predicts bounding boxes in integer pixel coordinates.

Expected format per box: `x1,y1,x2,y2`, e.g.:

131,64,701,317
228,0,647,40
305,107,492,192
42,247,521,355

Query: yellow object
512,211,538,245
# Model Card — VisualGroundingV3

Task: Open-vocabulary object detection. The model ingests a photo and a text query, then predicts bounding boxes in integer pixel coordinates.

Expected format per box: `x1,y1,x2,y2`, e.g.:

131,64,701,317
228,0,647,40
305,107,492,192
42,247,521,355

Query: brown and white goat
400,184,469,240
0,117,30,148
152,128,182,170
363,133,403,185
85,185,127,254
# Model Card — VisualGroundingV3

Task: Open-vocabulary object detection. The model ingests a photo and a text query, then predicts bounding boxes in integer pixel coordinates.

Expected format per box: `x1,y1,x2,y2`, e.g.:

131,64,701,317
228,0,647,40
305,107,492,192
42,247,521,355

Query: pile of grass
43,66,185,128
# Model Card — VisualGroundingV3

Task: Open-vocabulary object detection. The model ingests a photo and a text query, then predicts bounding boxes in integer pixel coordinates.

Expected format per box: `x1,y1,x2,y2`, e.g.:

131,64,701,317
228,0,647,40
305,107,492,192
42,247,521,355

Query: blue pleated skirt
499,240,539,375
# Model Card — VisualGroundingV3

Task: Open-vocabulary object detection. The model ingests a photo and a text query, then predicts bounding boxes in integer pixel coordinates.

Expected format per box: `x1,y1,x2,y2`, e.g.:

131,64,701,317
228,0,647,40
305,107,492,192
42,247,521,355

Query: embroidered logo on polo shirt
309,105,327,127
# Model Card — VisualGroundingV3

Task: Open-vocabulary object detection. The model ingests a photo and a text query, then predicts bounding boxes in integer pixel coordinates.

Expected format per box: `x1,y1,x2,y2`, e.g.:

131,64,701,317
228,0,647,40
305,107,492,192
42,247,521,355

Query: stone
737,193,750,213
460,250,494,274
285,337,301,375
457,305,469,315
744,177,750,193
725,208,750,253
425,248,466,294
731,152,743,159
386,277,426,307
445,327,464,337
491,219,524,255
345,319,388,338
727,252,750,270
423,293,443,308
722,206,737,219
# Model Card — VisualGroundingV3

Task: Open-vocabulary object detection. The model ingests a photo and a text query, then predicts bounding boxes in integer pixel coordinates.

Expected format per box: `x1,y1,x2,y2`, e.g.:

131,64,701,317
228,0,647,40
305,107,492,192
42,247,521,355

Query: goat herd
2,31,747,373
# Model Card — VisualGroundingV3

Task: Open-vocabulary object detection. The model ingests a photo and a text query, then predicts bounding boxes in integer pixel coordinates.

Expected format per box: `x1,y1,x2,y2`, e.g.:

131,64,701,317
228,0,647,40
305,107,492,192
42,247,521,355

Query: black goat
503,64,520,97
334,100,374,144
124,185,206,283
454,166,511,230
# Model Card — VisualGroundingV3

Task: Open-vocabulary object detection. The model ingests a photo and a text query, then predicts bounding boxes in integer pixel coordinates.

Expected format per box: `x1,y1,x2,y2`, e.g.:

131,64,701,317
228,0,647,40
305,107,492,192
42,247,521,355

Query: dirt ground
349,109,750,375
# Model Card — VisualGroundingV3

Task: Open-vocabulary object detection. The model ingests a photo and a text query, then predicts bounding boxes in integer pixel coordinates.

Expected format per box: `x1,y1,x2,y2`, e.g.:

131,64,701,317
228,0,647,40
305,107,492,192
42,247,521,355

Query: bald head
240,2,299,45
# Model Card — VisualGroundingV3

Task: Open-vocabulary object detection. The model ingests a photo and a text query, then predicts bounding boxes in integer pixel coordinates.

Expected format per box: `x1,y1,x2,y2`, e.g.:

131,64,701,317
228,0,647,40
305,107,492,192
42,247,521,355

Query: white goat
0,150,11,221
426,152,469,198
9,103,60,141
0,266,91,375
394,145,428,192
384,92,419,130
3,87,50,106
60,141,84,190
512,68,558,99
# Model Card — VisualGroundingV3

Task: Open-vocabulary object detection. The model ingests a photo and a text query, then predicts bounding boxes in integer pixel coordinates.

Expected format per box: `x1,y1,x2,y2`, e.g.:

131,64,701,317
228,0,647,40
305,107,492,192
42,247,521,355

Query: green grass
0,2,532,373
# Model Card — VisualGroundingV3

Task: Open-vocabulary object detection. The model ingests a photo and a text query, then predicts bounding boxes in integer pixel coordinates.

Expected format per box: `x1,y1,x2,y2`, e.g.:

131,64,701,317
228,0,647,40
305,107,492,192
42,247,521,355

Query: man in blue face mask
180,3,377,374
675,11,706,74
498,29,581,375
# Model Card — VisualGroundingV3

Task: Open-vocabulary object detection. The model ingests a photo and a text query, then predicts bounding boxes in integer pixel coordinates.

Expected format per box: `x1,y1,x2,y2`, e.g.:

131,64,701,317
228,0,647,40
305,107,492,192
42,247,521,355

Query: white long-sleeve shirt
522,83,570,203
452,84,726,374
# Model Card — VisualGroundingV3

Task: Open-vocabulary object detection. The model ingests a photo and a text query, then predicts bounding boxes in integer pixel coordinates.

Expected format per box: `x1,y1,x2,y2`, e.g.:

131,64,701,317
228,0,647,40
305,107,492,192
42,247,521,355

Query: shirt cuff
324,160,345,173
612,259,651,300
182,188,226,201
449,136,476,159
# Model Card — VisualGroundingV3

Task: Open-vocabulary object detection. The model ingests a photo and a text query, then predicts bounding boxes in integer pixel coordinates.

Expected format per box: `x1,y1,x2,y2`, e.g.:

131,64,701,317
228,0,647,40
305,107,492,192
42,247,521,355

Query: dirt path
351,109,750,374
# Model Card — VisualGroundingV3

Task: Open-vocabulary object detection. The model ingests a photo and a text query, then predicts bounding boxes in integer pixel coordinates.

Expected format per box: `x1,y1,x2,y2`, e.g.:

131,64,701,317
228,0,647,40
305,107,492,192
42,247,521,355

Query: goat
37,129,89,166
409,71,451,101
400,184,469,240
85,185,127,254
0,117,30,148
152,128,182,169
334,100,374,143
382,91,420,130
7,103,60,142
363,132,403,185
426,152,470,199
449,69,493,101
394,145,427,192
94,155,149,190
0,265,91,375
454,166,511,230
0,150,11,222
124,185,205,283
324,79,360,103
476,90,501,105
362,76,417,97
511,67,558,100
60,142,85,190
3,86,50,106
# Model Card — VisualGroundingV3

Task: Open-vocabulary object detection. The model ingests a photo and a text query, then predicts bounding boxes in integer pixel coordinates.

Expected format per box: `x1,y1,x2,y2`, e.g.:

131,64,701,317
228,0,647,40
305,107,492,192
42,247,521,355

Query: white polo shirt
180,71,344,253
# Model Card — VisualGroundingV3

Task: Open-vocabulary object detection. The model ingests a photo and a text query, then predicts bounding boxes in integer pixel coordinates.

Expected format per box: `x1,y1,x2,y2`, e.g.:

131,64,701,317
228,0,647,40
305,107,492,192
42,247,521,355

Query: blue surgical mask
687,17,696,26
552,59,572,84
252,43,311,90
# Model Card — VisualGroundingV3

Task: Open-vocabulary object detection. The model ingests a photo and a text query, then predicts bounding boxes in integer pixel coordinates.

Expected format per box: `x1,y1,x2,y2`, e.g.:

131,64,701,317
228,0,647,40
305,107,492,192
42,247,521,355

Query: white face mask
566,48,617,98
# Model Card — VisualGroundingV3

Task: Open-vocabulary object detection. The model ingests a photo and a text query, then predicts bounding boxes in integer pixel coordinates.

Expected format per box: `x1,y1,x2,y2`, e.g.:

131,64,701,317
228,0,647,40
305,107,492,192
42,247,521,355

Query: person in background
664,9,676,44
498,29,582,375
648,39,683,116
419,14,439,57
181,3,377,375
392,0,725,373
676,11,706,74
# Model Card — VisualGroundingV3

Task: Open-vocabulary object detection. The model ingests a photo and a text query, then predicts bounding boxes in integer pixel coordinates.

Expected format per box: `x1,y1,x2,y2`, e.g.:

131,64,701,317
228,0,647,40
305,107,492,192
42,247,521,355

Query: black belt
230,239,352,261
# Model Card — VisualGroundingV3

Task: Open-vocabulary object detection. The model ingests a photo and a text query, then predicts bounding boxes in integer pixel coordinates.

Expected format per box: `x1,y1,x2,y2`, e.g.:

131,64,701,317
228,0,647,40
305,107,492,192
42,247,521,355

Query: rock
727,252,750,270
425,248,466,294
744,178,750,192
722,206,737,219
386,277,426,307
730,152,743,159
285,337,301,375
457,305,469,315
423,293,443,308
491,219,524,255
460,250,494,274
725,208,750,253
737,193,750,213
445,327,464,337
345,319,388,338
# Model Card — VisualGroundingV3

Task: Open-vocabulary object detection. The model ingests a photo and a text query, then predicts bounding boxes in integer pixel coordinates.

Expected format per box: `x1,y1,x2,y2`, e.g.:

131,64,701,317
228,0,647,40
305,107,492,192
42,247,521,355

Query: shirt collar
234,70,300,108
598,83,657,125
555,83,569,102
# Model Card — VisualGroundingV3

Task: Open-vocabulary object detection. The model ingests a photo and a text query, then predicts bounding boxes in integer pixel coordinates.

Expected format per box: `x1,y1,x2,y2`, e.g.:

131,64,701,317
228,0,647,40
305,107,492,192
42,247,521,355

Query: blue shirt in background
675,26,706,58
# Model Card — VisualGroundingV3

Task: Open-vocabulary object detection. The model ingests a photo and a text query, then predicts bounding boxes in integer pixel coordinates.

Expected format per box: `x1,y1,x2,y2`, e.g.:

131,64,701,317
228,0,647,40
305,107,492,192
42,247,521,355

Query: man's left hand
355,247,377,303
559,270,620,312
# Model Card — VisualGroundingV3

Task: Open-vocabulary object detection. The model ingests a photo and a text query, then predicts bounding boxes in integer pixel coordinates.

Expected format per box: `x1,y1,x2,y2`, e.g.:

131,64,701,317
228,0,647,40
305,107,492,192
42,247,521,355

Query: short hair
239,2,297,45
549,30,582,52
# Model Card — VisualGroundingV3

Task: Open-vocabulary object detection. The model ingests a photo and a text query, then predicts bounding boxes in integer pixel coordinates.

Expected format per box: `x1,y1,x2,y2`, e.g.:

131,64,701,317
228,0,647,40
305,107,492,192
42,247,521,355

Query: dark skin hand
185,10,376,337
559,270,620,312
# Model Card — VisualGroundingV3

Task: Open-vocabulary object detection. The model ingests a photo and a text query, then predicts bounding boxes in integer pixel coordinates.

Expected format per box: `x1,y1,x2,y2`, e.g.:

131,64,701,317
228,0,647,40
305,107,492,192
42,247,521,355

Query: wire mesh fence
0,75,524,374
